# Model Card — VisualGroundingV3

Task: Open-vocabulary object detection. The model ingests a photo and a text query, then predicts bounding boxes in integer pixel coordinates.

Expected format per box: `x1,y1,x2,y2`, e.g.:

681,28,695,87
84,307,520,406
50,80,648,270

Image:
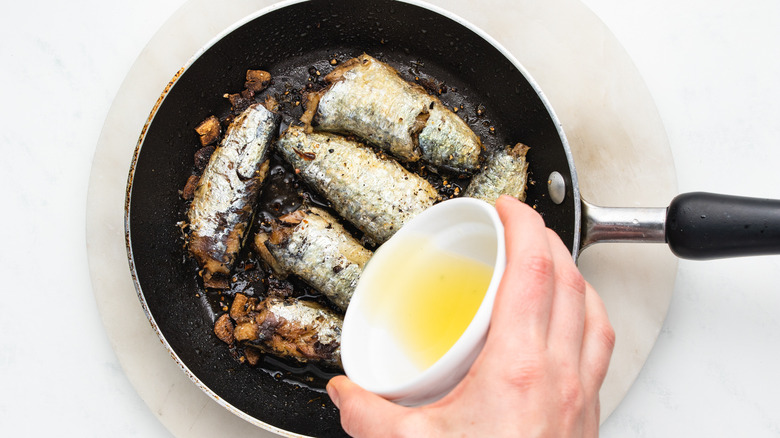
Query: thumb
327,375,411,437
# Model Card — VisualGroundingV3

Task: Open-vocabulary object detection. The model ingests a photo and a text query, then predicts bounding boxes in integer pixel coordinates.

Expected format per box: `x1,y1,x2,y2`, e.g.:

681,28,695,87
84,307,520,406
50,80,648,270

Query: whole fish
464,143,530,204
276,125,439,244
231,294,343,367
188,102,279,288
303,54,483,172
256,207,373,311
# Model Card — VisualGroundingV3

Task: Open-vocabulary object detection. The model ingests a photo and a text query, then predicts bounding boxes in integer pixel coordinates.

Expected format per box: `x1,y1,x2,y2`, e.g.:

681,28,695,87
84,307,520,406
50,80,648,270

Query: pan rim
123,0,581,435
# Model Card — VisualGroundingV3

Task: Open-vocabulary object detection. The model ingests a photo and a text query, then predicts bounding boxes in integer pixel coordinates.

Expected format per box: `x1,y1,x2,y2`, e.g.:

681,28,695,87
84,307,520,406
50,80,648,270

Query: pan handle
666,192,780,260
581,192,780,260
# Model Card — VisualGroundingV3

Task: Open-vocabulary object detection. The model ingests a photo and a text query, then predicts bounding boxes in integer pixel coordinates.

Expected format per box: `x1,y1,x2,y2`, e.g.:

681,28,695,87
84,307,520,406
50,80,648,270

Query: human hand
327,195,615,437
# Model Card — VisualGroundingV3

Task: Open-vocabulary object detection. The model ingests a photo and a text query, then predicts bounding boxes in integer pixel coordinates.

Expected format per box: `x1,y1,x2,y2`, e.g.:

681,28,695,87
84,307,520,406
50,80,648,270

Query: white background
1,0,779,436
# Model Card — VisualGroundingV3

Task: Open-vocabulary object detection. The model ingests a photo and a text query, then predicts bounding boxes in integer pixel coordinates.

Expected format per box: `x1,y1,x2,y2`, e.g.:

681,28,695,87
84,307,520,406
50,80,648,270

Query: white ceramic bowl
341,198,506,406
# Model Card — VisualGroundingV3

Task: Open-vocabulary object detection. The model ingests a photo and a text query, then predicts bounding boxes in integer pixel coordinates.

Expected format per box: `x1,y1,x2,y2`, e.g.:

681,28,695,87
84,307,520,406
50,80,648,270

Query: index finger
485,195,555,352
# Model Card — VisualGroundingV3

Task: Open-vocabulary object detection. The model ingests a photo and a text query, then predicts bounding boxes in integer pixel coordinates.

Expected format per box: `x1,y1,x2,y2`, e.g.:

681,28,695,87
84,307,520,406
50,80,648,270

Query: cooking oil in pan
366,234,493,371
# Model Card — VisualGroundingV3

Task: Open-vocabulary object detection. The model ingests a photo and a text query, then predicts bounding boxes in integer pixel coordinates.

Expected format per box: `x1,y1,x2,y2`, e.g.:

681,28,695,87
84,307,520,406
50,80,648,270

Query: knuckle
502,356,547,391
559,265,586,296
524,253,555,276
520,254,555,283
558,374,586,414
598,323,616,352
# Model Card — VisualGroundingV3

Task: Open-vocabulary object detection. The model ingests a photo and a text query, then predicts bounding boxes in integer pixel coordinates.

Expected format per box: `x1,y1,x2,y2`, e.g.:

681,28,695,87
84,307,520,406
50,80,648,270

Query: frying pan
125,0,780,436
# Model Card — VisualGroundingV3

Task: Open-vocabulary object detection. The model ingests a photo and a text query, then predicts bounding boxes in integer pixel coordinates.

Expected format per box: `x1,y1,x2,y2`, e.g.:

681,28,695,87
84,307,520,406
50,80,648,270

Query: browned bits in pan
195,115,220,146
214,313,235,345
263,95,279,113
244,346,262,366
245,69,271,92
267,276,295,298
181,174,199,200
229,292,253,322
224,89,256,113
193,145,215,171
416,75,448,95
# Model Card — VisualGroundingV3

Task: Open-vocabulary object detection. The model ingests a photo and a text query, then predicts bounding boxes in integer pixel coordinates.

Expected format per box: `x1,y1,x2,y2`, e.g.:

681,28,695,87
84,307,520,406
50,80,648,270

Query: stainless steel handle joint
581,200,666,250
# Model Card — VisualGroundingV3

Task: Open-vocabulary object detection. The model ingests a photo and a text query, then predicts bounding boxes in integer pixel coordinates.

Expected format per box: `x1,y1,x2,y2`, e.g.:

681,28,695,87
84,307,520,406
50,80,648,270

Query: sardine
276,125,439,244
256,207,372,311
464,143,530,204
231,294,343,367
188,102,279,288
303,54,483,172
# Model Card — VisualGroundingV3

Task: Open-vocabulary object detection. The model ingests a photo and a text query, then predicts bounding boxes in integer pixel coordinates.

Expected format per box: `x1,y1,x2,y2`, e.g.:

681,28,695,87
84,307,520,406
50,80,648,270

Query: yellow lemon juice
367,234,494,371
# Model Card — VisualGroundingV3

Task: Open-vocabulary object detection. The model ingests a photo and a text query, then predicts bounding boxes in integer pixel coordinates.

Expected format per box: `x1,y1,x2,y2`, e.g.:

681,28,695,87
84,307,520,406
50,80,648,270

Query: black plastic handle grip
666,192,780,260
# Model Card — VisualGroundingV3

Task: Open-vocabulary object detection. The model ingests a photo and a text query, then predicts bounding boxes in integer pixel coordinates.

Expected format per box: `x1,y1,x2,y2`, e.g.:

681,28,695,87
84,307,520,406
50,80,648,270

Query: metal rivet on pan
547,171,566,205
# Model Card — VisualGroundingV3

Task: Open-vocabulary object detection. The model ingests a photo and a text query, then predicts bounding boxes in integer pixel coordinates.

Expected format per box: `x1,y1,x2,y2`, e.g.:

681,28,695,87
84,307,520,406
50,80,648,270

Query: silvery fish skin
232,295,343,367
256,207,373,311
188,102,278,288
276,125,439,244
464,143,530,205
305,54,483,172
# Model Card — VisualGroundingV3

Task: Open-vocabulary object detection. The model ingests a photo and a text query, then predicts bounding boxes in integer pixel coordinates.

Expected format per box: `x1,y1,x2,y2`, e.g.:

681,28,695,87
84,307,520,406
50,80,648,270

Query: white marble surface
2,1,779,437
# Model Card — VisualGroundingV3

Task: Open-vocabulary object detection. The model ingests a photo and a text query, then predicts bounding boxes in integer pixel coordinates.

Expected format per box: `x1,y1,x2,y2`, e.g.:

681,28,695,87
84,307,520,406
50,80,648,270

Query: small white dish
341,198,506,406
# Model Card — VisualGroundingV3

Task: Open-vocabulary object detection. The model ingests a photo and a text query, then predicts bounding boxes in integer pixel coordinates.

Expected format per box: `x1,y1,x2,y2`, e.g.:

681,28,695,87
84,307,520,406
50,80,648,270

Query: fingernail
326,382,340,408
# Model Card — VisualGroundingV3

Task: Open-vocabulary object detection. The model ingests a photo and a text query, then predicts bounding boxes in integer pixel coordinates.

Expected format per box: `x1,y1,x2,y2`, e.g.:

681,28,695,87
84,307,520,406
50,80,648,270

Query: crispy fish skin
257,207,373,311
309,54,482,172
276,125,439,244
232,295,343,367
418,102,483,171
464,143,530,205
312,55,428,162
188,103,279,288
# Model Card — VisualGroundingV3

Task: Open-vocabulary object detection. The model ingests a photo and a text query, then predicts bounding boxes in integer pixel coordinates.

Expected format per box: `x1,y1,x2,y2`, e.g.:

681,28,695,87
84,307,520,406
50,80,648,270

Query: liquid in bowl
341,198,506,406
